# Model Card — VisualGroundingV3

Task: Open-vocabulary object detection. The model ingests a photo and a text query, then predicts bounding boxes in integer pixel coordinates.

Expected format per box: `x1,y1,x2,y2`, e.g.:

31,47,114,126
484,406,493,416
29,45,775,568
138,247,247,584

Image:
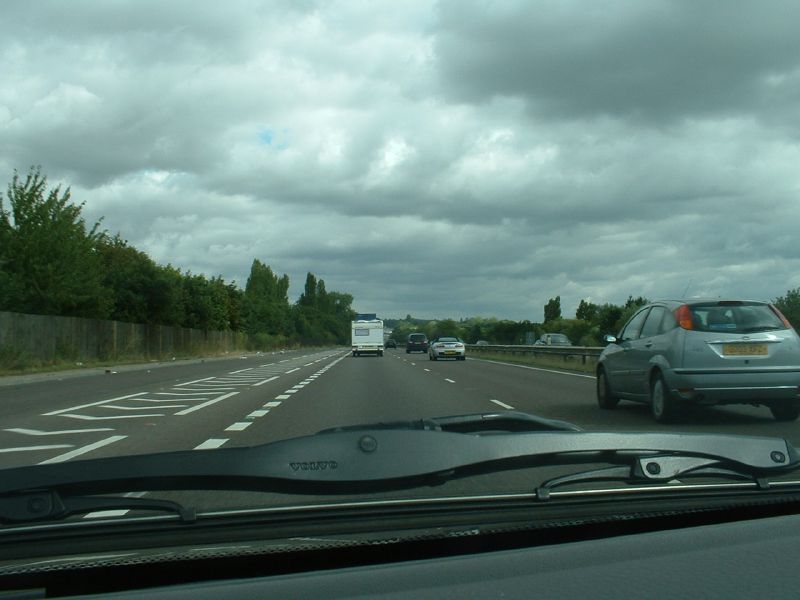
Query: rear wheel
429,353,436,361
770,405,800,422
596,368,619,409
650,373,681,423
458,356,466,361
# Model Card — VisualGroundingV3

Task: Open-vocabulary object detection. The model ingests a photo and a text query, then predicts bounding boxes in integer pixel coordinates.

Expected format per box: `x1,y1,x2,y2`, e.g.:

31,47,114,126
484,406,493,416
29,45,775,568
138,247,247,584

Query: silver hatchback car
596,299,800,423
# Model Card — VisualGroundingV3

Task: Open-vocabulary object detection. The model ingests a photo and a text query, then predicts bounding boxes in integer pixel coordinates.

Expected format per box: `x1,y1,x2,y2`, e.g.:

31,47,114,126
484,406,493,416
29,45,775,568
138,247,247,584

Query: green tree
576,299,598,322
544,296,561,323
0,167,110,317
242,259,293,336
774,288,800,328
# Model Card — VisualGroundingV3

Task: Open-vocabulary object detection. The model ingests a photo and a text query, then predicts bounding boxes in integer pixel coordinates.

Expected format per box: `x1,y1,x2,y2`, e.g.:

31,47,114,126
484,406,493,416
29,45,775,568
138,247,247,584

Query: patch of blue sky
258,129,274,145
257,127,289,150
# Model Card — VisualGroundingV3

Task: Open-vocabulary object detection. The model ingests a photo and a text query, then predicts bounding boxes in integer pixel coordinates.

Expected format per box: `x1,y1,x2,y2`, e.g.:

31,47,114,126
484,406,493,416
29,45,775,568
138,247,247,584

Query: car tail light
770,305,793,329
675,305,693,330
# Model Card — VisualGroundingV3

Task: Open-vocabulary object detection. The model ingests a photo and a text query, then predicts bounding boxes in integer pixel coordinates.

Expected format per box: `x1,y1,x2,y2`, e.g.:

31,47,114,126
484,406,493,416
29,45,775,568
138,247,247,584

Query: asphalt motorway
1,346,798,512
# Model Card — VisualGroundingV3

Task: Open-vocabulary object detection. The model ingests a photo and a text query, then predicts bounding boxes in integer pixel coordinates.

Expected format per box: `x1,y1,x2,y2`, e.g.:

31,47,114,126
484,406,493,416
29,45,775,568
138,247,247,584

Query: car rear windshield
408,334,427,341
688,302,786,333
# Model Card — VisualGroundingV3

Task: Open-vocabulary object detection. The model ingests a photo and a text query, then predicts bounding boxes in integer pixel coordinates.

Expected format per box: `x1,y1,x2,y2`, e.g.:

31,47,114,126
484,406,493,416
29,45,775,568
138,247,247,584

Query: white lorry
351,318,384,357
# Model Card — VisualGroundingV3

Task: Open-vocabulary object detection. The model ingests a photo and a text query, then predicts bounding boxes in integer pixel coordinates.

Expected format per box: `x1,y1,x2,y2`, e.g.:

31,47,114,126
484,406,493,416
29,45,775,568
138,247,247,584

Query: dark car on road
384,339,397,349
406,333,429,353
596,299,800,423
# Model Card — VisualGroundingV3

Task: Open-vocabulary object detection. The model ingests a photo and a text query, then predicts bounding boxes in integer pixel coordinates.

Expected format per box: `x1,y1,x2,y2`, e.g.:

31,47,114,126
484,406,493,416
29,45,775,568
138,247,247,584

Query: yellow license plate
723,343,768,356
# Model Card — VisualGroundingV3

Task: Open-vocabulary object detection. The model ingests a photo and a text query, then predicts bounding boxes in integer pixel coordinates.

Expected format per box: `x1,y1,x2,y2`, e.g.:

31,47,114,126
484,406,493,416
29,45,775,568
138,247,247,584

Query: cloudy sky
3,1,800,321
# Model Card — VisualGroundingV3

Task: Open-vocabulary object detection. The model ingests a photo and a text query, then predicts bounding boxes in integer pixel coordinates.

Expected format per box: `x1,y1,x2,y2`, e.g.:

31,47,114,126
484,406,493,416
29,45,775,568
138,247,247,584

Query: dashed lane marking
195,438,228,450
253,375,280,387
285,367,301,374
229,367,254,374
490,399,515,410
275,395,291,400
225,422,252,432
264,401,282,408
445,378,456,383
247,410,270,418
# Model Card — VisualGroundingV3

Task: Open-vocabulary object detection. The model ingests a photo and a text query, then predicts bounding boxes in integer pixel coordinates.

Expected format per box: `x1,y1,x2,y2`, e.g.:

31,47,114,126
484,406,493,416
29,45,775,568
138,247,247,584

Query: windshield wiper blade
1,413,798,524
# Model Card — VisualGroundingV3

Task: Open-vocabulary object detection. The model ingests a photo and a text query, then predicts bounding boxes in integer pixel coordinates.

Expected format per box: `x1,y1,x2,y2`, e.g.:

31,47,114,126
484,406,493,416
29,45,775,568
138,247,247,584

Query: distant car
384,339,397,349
475,340,490,346
406,333,429,353
596,299,800,423
535,333,572,346
429,337,466,361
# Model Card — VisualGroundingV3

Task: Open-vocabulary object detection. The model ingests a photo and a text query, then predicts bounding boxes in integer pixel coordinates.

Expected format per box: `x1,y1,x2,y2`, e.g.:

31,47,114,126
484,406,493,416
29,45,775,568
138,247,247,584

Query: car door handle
645,342,653,348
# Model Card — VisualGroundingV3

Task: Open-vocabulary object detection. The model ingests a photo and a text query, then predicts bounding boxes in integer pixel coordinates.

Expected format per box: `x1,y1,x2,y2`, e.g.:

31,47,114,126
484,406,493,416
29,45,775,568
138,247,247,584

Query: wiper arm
320,411,583,434
535,455,774,500
1,412,797,524
0,491,196,523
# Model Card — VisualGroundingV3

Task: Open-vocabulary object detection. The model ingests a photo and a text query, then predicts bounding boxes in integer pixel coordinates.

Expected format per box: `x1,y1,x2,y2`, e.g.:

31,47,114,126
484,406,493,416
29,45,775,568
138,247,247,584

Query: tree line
0,168,355,347
390,288,800,347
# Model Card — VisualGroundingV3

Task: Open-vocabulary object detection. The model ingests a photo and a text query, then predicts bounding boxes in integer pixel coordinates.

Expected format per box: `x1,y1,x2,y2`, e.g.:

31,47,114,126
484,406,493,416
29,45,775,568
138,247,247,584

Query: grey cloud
433,0,800,123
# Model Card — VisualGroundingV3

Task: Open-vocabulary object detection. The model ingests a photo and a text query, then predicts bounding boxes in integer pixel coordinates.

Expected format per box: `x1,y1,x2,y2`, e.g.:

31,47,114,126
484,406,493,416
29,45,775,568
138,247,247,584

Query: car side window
639,307,667,339
619,308,650,341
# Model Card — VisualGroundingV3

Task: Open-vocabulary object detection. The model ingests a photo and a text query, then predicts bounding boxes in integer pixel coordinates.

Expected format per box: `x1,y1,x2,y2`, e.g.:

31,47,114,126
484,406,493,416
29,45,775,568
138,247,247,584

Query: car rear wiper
1,412,797,524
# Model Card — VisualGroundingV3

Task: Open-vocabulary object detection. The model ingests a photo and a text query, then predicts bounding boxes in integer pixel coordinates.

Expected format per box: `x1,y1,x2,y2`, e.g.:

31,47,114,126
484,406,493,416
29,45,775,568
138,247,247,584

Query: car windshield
3,0,800,578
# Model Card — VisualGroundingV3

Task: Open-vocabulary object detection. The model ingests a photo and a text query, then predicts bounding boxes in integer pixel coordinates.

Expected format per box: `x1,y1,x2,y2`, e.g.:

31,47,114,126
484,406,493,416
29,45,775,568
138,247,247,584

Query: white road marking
472,358,596,379
38,435,127,465
4,428,113,436
445,378,456,383
285,367,300,373
424,368,431,372
62,413,163,420
229,367,254,374
194,438,228,450
84,510,129,518
83,492,146,519
274,394,291,400
175,391,239,416
304,362,314,366
253,376,279,387
225,422,252,432
264,401,282,408
135,398,202,403
43,392,148,416
175,376,215,387
490,399,515,410
105,404,186,410
151,392,210,398
247,410,270,418
0,445,72,454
